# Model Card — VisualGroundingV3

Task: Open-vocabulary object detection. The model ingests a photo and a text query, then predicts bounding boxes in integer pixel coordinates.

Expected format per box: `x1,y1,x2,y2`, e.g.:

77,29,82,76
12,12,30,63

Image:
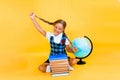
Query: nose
54,27,59,32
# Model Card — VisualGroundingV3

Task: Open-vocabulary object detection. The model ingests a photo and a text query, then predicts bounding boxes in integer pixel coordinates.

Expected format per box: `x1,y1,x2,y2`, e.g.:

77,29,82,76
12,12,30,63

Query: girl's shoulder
46,32,53,37
46,32,53,41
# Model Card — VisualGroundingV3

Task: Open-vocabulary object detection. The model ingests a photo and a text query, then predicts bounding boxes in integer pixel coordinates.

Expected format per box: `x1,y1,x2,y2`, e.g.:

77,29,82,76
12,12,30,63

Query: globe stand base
76,58,86,65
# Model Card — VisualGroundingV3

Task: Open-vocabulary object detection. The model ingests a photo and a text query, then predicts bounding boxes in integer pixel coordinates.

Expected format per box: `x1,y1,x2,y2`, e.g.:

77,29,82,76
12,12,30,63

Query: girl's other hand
73,46,78,53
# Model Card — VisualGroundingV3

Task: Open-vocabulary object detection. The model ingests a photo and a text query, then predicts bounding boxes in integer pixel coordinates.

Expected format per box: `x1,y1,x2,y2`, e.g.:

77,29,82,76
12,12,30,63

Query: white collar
53,32,63,38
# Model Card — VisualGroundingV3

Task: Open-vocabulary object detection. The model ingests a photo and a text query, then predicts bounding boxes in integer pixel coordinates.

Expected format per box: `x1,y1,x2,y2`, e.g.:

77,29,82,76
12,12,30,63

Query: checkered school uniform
49,34,67,56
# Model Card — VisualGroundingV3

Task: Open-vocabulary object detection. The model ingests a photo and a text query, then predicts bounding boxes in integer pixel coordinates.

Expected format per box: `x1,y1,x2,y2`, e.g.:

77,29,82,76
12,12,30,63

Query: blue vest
49,34,67,56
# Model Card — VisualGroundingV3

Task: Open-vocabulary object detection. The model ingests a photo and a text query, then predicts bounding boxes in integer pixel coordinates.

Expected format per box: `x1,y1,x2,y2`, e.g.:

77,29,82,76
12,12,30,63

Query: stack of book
49,54,69,77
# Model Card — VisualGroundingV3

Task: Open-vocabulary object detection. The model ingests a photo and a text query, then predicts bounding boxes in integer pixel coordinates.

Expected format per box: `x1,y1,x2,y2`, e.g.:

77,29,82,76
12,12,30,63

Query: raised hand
29,12,35,19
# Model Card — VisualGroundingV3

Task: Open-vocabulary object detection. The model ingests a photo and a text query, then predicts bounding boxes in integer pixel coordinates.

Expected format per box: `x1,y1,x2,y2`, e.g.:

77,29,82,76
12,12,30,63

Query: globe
72,36,93,64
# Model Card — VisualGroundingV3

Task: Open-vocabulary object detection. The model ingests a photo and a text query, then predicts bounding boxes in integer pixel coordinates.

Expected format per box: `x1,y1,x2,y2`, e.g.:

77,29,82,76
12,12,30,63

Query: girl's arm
65,45,77,53
30,12,46,37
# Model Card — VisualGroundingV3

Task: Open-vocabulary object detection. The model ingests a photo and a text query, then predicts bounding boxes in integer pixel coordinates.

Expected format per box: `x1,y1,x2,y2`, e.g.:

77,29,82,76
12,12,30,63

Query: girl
30,12,78,72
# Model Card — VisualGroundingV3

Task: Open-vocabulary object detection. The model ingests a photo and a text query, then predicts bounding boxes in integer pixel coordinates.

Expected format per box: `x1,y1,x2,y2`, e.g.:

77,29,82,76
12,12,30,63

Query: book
49,54,68,61
49,54,70,76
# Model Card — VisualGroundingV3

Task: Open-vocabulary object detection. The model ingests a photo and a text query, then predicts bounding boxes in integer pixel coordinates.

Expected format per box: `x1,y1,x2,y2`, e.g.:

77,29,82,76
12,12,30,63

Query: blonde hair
35,15,72,45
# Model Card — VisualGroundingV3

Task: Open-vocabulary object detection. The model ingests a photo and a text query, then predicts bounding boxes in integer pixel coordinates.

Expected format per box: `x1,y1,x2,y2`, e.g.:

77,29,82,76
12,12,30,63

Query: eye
55,26,57,29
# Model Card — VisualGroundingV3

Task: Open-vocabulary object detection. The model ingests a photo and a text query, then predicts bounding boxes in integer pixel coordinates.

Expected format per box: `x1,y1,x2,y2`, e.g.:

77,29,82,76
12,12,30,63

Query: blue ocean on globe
72,37,91,58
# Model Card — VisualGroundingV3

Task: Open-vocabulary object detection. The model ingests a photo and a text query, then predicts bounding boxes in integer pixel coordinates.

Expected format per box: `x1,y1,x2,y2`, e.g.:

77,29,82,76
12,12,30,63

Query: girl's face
53,23,64,36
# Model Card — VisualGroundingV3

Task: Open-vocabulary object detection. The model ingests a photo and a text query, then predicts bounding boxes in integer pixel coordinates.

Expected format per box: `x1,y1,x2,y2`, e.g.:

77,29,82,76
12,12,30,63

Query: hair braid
35,15,72,45
35,15,54,25
63,31,72,45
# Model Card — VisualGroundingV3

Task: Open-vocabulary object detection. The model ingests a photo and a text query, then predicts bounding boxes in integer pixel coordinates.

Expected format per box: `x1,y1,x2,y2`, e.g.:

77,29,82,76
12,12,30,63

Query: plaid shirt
49,34,67,56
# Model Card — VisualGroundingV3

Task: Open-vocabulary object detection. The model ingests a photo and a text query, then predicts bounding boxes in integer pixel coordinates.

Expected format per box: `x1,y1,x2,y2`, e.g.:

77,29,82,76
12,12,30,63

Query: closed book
50,64,69,68
52,72,69,77
49,54,68,61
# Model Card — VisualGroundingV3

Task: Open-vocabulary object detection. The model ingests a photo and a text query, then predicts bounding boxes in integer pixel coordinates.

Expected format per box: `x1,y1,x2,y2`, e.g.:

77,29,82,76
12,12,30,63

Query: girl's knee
38,63,49,72
69,58,77,66
38,65,45,72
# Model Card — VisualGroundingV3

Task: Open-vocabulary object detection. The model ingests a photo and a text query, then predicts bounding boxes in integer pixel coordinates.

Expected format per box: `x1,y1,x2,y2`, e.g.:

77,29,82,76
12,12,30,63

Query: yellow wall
0,0,120,80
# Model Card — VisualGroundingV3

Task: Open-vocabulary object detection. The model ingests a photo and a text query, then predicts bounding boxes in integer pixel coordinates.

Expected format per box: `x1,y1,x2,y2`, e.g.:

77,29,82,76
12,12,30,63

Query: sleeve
65,38,70,45
46,32,52,42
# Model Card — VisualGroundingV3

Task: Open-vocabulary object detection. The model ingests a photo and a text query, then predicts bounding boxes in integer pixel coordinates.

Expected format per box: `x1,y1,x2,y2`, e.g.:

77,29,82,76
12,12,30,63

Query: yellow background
0,0,120,80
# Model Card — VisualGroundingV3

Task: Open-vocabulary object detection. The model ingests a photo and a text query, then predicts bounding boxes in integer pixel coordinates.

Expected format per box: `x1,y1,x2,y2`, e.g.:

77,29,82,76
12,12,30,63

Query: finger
30,13,33,16
30,12,35,16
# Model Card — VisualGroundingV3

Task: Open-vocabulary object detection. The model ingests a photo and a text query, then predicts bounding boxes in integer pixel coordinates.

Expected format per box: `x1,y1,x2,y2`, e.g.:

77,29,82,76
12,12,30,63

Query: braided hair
35,15,72,45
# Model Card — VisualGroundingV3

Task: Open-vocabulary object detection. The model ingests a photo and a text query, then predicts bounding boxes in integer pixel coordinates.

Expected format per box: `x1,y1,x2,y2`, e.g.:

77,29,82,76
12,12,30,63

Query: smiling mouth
54,31,59,36
54,30,58,34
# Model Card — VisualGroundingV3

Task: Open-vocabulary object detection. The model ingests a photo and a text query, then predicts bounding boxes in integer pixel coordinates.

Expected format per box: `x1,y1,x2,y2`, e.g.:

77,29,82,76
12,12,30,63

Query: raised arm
30,12,46,37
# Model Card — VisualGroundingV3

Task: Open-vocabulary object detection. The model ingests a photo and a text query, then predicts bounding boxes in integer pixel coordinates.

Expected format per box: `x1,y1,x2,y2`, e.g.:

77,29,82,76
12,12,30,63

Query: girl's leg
38,63,49,72
68,58,77,66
